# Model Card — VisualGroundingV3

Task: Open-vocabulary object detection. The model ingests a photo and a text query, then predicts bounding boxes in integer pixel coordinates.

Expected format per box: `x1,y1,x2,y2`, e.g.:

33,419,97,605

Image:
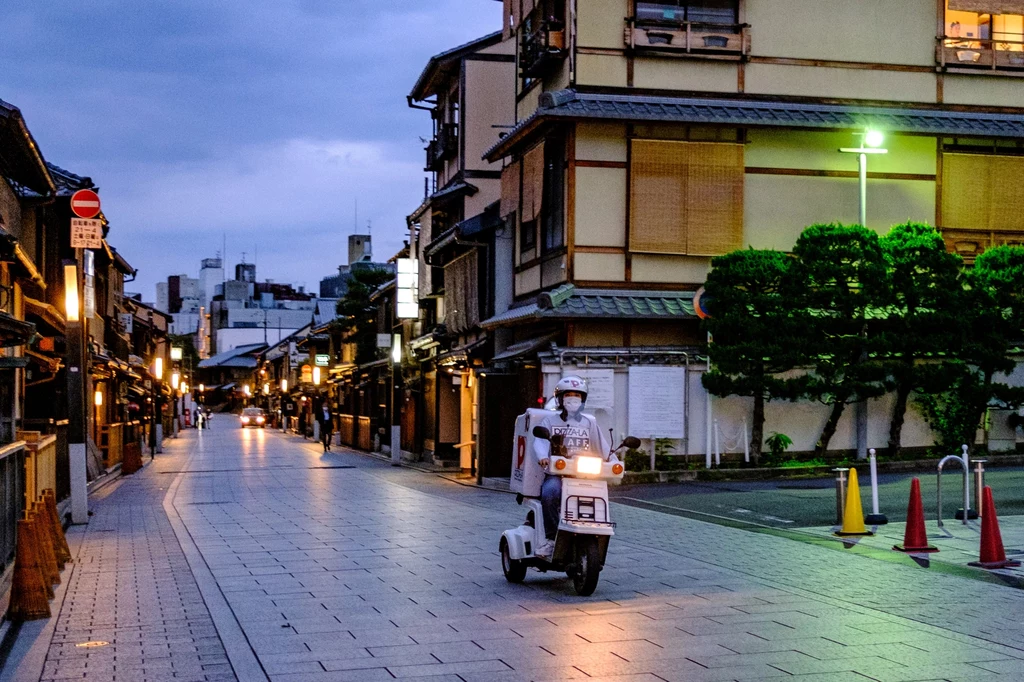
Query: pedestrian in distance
319,401,334,452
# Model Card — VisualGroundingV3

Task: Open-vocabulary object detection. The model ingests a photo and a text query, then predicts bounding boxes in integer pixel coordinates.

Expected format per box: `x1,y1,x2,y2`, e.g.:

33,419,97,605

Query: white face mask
562,396,583,414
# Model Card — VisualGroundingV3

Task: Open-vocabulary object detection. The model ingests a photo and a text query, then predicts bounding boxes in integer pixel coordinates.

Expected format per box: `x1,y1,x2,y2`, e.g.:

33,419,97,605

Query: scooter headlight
576,456,602,475
554,458,567,471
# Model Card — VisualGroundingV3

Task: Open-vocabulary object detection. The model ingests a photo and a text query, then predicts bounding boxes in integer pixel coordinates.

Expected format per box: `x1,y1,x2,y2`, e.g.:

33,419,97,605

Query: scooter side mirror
532,426,551,440
621,436,642,450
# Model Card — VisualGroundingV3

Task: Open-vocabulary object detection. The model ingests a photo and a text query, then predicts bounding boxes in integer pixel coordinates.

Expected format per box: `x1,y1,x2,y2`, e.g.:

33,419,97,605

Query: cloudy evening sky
0,1,501,300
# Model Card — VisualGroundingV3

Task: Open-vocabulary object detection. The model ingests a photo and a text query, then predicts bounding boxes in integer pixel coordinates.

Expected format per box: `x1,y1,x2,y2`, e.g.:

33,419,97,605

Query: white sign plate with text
628,366,685,439
70,218,103,249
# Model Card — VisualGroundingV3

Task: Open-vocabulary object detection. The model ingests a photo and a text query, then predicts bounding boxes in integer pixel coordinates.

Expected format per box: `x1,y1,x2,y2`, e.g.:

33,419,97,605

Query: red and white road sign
70,189,101,219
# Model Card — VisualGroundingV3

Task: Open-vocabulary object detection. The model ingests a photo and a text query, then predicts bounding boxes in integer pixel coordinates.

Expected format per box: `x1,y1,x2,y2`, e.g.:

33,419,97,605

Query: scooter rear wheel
500,537,527,583
572,536,601,596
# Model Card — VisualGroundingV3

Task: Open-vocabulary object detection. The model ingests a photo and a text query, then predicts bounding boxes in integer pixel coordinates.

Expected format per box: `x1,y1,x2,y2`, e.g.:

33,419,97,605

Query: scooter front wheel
572,536,601,596
500,537,527,583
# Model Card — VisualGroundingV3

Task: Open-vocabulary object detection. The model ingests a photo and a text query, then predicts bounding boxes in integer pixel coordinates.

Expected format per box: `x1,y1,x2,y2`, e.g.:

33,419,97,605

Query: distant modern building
235,262,256,283
319,234,394,298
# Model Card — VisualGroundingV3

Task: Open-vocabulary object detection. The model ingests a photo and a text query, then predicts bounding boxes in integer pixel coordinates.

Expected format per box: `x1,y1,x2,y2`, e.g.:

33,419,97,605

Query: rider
533,376,613,557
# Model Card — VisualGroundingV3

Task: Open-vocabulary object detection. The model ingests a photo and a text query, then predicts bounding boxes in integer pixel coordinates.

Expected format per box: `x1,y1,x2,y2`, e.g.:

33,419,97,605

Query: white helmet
554,375,588,409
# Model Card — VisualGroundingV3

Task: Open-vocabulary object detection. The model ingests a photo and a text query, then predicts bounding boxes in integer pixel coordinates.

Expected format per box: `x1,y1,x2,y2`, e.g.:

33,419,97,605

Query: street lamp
840,130,887,463
280,379,288,393
170,346,183,361
64,263,80,323
263,382,270,395
171,372,180,390
390,333,402,467
312,366,321,386
839,130,887,228
153,357,164,381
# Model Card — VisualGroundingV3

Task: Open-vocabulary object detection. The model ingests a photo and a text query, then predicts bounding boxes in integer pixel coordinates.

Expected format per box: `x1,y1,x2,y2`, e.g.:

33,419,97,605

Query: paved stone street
7,417,1024,681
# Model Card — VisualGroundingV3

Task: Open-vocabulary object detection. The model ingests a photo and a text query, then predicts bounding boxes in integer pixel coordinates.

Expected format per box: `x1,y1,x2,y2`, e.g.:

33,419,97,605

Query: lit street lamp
840,130,887,462
64,260,88,523
839,130,887,229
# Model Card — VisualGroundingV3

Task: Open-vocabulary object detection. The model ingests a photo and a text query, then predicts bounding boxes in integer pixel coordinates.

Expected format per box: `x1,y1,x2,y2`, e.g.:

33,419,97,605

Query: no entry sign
70,189,101,219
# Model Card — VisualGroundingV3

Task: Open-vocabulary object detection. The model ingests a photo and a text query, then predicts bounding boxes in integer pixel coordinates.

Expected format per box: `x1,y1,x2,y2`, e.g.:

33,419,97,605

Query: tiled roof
485,89,1024,159
198,343,266,369
0,99,55,196
480,284,695,328
409,31,503,101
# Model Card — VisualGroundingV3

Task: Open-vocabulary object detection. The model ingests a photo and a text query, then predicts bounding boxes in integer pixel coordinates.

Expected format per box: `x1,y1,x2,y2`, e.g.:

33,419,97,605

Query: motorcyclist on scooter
533,376,614,557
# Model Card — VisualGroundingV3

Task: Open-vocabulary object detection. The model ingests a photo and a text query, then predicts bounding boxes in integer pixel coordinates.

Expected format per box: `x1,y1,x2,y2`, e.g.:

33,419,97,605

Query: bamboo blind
521,143,545,222
948,0,1024,15
444,251,479,334
942,153,1024,232
629,139,744,256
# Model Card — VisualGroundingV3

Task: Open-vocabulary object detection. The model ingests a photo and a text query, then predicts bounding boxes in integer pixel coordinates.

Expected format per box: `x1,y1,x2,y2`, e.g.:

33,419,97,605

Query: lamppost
391,333,402,466
63,260,89,524
840,130,887,462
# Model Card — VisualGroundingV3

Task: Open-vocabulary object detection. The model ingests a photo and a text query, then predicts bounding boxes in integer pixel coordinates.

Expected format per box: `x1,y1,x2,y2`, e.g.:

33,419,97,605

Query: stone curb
622,453,1024,484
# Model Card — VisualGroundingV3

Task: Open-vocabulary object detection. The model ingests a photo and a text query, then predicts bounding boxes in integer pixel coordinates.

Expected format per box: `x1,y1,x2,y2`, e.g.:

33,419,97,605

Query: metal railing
938,36,1024,71
521,20,567,78
0,441,27,571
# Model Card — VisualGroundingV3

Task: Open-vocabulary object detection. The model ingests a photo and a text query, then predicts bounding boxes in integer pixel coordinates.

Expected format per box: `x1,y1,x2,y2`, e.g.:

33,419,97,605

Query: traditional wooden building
481,0,1024,458
404,31,517,470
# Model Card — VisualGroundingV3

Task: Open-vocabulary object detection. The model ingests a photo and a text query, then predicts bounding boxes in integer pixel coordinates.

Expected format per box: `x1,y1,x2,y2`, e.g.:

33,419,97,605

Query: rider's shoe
535,540,554,558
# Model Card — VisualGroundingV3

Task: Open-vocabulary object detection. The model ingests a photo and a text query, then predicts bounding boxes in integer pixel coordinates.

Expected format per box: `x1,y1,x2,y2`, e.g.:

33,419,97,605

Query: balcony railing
425,123,459,172
626,17,749,57
938,36,1024,72
939,225,1024,262
521,20,568,79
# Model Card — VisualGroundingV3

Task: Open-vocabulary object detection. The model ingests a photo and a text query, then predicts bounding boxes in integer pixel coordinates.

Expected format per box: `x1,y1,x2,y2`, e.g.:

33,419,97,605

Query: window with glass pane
636,0,738,24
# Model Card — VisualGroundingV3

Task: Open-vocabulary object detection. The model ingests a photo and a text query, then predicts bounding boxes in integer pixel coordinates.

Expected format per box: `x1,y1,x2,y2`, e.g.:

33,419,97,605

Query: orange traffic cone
835,468,873,536
969,486,1022,570
31,508,59,590
894,478,937,553
7,519,51,620
42,490,71,567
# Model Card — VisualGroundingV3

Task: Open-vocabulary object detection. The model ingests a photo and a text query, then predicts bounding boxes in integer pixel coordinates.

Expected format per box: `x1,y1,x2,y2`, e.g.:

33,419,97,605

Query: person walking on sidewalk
318,401,334,452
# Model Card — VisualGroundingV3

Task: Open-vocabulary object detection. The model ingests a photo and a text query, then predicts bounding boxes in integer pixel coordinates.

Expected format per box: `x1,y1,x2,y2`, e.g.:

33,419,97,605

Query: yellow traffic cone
42,490,71,567
7,519,51,620
835,468,874,536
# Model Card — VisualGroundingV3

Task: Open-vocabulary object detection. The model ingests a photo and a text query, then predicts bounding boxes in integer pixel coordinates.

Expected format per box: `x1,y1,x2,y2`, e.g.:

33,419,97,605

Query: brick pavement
11,418,1024,682
7,434,237,682
169,422,1024,681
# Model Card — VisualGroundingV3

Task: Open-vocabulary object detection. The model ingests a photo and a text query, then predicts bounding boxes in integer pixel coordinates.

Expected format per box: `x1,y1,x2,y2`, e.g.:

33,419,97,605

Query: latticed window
628,139,744,257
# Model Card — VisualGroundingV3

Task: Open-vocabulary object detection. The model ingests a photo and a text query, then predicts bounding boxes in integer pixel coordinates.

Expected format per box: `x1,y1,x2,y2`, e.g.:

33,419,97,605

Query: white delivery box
510,408,553,497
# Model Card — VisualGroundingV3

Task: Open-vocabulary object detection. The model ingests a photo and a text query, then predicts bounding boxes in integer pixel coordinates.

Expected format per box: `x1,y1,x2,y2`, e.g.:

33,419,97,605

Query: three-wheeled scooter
500,408,639,596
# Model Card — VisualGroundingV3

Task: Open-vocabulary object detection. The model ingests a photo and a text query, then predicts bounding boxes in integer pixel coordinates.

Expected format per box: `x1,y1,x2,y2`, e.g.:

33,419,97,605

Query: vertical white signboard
572,369,614,410
628,366,685,438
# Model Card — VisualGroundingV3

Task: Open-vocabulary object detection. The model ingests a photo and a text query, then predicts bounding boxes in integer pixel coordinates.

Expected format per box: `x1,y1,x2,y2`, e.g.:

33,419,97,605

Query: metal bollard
865,449,888,525
833,468,849,525
973,459,987,518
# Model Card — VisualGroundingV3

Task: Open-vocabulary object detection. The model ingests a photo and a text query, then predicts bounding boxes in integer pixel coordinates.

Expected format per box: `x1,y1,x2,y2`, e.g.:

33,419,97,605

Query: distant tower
235,262,256,283
348,234,372,265
199,257,224,310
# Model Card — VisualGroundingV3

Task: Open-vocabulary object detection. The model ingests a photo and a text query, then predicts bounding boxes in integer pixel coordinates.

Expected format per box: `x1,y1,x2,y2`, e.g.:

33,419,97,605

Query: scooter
500,426,640,596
